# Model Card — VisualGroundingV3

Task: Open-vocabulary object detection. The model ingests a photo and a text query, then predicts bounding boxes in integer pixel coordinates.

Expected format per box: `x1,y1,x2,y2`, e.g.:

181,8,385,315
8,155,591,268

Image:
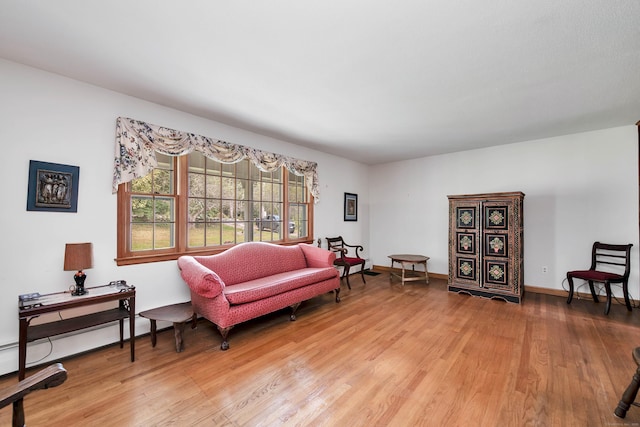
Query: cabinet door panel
450,201,481,287
483,259,510,290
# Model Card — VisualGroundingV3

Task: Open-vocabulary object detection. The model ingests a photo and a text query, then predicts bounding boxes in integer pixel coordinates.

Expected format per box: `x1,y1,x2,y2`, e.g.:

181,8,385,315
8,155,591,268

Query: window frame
116,155,314,266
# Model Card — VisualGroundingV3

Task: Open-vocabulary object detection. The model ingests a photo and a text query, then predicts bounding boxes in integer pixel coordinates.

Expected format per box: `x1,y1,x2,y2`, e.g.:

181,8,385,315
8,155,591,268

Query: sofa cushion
195,242,309,286
224,267,337,305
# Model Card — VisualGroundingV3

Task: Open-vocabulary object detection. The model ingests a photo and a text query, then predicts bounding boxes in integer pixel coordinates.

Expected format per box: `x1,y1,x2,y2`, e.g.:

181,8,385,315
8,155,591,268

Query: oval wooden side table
388,254,430,285
140,302,197,353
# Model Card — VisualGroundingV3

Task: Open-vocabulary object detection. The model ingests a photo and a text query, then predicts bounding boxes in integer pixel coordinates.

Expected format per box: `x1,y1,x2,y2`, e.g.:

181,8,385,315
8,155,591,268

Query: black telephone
109,280,128,287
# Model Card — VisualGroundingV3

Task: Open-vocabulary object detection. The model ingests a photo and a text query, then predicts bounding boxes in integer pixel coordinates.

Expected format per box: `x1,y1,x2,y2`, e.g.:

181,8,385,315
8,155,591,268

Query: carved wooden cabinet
447,192,524,303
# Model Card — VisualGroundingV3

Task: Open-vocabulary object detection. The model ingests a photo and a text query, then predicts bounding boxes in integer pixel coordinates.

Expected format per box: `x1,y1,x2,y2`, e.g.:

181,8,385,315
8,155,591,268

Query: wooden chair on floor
324,236,366,290
566,242,633,315
0,363,67,427
615,347,640,418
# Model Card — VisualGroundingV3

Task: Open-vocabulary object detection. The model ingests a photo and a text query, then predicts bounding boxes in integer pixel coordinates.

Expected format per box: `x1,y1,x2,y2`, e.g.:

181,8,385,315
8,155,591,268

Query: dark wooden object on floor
139,302,197,353
0,363,67,427
323,236,366,289
388,254,430,285
18,284,135,380
447,191,525,303
615,347,640,418
566,242,633,315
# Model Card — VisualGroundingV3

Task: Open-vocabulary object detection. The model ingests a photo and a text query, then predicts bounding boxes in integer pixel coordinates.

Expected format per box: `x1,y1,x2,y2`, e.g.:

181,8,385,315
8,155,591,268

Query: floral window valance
112,117,319,202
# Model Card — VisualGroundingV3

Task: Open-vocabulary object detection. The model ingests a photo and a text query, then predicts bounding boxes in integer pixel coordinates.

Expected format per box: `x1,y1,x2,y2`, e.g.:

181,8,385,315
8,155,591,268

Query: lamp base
71,271,87,296
71,288,88,296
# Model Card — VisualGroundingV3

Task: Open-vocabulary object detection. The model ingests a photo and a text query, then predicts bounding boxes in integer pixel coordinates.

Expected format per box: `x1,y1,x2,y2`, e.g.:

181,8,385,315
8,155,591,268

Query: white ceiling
1,1,639,164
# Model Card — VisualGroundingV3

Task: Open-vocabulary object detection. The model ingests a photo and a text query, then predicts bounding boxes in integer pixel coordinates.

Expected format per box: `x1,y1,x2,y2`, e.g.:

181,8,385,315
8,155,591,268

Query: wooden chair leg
359,262,366,284
624,280,633,311
615,361,640,418
604,282,612,315
566,274,575,304
588,280,600,303
343,265,351,290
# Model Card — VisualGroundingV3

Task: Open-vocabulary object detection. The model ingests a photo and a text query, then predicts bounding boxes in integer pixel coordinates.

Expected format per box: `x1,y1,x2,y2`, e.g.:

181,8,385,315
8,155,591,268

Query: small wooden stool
139,302,197,353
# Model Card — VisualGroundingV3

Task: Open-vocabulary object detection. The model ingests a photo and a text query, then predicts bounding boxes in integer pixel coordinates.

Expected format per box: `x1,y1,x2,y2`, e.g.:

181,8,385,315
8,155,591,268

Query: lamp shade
63,243,93,271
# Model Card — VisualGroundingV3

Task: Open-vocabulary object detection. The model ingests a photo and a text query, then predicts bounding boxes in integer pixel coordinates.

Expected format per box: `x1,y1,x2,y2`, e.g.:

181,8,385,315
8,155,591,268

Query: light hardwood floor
2,274,640,426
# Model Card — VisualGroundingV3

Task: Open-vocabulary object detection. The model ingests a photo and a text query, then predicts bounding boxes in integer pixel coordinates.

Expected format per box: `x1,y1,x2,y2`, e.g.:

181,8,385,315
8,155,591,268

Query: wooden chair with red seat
324,236,366,289
566,242,633,315
0,363,67,427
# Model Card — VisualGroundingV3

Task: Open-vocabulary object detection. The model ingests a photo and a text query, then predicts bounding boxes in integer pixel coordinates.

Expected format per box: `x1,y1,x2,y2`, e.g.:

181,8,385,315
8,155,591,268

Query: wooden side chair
324,236,366,289
566,242,633,315
615,347,640,418
0,363,67,427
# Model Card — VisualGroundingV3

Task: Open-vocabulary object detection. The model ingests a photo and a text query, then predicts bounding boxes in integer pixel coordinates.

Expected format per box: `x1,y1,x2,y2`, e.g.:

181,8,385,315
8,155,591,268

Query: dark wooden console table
18,284,135,380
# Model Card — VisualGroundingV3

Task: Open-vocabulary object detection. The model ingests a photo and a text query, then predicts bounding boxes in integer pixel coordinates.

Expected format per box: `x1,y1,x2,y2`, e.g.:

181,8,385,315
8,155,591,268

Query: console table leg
129,296,135,362
18,318,28,381
119,319,124,349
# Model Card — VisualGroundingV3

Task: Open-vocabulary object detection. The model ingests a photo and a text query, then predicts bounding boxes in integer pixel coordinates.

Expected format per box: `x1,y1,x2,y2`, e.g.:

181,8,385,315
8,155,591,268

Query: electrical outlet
542,266,548,273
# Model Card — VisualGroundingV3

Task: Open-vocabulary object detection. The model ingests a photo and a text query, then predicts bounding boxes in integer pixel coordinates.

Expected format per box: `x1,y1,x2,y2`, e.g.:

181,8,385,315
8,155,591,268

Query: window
116,151,313,265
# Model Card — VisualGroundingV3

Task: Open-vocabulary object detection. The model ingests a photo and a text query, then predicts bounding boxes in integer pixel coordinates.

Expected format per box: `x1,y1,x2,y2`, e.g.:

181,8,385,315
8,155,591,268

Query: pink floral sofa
178,242,340,350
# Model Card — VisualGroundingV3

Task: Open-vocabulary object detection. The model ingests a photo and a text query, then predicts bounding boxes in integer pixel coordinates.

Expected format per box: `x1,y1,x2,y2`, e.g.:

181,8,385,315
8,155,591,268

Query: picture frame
344,192,358,221
27,160,80,212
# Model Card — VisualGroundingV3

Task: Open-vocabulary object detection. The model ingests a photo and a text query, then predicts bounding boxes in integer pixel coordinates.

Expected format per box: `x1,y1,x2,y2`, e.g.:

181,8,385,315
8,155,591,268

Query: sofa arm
177,256,225,299
300,243,336,268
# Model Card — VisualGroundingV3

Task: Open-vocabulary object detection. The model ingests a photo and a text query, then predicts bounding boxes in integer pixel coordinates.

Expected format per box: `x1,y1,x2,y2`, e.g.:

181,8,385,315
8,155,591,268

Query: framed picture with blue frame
26,160,80,212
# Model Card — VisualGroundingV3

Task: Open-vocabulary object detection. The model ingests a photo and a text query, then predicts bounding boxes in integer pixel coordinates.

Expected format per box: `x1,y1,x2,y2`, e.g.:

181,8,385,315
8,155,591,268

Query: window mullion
176,155,188,253
283,171,290,242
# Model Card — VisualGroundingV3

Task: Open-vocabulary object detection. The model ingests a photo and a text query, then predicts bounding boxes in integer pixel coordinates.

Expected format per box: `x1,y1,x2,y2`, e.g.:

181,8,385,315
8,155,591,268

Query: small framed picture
344,192,358,221
27,160,80,212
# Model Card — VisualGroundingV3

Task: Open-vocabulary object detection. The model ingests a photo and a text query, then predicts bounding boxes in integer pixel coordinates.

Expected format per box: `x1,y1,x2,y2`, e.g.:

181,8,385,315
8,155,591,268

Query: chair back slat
591,241,633,278
598,260,626,267
326,237,346,255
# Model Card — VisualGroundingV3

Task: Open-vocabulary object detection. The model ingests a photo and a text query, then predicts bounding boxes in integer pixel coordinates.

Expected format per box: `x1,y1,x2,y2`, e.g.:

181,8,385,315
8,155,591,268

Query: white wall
0,59,370,375
370,127,639,298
